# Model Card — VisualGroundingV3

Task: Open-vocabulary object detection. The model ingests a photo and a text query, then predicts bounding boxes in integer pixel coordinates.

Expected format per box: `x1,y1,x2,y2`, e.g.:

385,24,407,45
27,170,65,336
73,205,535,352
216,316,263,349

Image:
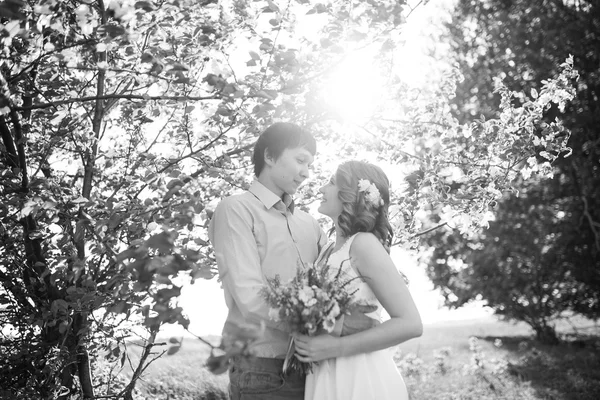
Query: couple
208,122,423,400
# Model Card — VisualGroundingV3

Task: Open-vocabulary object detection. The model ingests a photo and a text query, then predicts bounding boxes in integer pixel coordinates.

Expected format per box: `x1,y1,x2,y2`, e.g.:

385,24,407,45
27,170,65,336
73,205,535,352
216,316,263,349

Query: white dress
305,234,409,400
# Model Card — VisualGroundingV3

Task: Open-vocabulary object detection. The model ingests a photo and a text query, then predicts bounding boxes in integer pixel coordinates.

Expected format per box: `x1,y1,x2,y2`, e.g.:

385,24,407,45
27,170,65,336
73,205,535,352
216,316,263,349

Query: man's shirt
208,180,326,357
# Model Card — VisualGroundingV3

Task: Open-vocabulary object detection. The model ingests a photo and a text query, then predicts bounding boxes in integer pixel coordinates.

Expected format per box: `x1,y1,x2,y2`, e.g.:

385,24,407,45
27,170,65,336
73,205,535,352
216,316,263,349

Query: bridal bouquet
260,259,357,375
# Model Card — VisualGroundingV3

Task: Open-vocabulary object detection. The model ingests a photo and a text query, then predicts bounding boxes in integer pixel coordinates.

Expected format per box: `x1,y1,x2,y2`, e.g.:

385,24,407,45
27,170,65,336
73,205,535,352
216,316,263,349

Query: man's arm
208,198,286,331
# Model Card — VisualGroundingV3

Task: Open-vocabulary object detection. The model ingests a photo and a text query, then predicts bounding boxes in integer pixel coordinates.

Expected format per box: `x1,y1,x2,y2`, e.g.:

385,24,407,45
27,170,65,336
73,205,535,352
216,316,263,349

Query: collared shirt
208,180,326,357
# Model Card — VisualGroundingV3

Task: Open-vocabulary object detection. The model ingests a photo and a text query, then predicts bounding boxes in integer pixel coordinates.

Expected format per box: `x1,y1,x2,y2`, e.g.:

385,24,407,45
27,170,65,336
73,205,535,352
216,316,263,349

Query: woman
294,160,423,400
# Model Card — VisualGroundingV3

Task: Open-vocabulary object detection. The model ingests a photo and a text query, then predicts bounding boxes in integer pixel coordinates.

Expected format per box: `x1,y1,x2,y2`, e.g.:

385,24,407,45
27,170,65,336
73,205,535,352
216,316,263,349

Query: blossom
327,302,340,320
268,307,281,321
358,179,371,192
323,318,336,332
298,286,314,304
357,179,383,207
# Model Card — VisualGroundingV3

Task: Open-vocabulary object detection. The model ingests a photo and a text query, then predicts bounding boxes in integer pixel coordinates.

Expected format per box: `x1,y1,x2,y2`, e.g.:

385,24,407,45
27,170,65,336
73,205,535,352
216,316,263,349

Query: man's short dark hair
252,122,317,177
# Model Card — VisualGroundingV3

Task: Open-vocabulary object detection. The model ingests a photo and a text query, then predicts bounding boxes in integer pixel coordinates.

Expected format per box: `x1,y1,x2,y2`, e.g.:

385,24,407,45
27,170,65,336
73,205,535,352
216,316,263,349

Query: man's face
264,146,314,197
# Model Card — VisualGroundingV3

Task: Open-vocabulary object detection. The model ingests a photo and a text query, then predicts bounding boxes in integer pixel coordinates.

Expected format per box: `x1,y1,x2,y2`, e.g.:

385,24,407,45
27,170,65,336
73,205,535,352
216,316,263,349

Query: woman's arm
294,232,422,361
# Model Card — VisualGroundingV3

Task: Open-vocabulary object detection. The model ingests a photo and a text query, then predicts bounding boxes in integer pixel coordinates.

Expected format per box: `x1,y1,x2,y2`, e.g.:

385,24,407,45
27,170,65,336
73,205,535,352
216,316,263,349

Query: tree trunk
533,323,559,345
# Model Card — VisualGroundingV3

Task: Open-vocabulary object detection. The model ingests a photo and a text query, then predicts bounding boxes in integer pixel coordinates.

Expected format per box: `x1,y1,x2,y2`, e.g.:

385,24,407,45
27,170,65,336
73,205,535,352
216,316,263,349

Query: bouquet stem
282,336,312,375
282,336,296,375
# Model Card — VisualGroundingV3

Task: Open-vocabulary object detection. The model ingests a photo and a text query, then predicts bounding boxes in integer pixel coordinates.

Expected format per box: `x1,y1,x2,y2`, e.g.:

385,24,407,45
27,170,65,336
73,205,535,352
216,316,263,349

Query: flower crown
358,179,384,207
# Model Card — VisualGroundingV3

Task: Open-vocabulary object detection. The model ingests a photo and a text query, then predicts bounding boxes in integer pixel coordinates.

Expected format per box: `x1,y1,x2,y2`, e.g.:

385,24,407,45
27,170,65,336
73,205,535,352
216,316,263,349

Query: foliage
424,0,600,342
0,0,579,398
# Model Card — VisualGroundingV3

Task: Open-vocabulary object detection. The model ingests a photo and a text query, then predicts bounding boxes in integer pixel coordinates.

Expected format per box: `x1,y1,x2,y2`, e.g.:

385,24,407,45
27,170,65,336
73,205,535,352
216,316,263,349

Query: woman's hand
293,333,341,362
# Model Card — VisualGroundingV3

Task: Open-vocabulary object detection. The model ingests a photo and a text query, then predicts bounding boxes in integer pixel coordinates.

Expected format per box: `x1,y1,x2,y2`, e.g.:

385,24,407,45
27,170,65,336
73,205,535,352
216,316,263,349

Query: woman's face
318,174,344,219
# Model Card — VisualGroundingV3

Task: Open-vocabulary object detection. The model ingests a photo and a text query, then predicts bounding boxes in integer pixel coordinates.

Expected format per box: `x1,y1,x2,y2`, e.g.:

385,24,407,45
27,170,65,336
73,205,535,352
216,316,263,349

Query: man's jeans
228,356,305,400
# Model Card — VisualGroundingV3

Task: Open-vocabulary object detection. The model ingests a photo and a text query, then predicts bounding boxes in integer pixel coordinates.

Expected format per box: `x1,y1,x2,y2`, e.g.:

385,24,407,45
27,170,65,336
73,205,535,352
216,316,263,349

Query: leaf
167,345,181,355
216,106,233,116
162,186,181,202
146,232,174,253
58,321,69,335
191,264,215,280
166,178,184,190
168,63,189,72
51,299,68,316
169,337,181,344
347,30,367,41
194,237,208,246
255,90,277,100
98,24,126,39
249,51,260,60
531,88,538,99
266,0,280,13
135,1,155,11
140,52,154,63
320,38,335,49
28,231,44,240
0,1,26,21
77,326,90,336
108,301,128,314
205,354,229,374
307,3,327,14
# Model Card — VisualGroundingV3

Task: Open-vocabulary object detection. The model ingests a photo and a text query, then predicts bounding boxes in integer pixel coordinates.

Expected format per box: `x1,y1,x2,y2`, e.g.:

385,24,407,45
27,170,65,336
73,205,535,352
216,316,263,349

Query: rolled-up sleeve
208,197,284,330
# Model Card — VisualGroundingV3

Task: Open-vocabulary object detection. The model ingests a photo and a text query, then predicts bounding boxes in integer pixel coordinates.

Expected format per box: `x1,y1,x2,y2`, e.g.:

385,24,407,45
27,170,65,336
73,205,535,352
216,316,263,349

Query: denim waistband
231,356,304,378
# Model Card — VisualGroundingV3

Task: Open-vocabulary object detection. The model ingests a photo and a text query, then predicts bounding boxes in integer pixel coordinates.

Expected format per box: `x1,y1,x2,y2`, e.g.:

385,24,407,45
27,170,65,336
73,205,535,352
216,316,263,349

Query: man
208,122,373,400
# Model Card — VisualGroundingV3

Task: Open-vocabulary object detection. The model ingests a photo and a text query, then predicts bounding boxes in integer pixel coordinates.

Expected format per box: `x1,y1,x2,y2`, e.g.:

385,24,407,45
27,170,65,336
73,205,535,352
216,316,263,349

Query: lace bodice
319,234,383,322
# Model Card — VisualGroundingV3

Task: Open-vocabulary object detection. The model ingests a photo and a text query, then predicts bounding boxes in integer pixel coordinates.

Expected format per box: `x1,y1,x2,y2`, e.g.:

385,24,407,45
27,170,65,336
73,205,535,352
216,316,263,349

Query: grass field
107,316,600,400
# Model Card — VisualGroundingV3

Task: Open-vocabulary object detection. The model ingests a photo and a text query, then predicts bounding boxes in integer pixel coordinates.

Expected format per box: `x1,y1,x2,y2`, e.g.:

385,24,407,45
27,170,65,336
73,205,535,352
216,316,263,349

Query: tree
0,0,577,398
426,178,590,344
424,0,600,343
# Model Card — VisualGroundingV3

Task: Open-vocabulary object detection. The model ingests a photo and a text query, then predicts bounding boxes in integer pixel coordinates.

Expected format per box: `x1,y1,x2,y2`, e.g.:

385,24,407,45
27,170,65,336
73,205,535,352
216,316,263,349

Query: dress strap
341,233,360,255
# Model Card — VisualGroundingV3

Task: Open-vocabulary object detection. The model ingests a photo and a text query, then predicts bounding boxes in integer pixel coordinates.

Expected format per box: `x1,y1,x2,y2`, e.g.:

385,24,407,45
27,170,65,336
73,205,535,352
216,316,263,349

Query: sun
321,48,388,124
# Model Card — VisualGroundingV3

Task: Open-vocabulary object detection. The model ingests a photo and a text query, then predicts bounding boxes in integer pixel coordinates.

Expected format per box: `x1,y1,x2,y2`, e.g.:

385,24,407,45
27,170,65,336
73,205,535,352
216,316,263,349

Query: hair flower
358,179,383,207
358,179,371,192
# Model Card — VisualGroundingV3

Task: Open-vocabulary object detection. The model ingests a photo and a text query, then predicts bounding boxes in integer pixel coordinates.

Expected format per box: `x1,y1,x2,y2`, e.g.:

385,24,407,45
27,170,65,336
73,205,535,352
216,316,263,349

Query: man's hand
341,303,379,336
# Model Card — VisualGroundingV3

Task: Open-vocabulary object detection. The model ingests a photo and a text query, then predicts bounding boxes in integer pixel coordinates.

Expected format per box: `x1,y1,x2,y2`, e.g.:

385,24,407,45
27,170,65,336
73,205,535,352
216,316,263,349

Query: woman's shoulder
349,232,385,257
352,232,382,246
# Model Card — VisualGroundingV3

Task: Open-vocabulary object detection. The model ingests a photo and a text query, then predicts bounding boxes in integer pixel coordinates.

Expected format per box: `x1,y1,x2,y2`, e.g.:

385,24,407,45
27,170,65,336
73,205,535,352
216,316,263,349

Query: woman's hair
252,122,316,177
335,160,394,252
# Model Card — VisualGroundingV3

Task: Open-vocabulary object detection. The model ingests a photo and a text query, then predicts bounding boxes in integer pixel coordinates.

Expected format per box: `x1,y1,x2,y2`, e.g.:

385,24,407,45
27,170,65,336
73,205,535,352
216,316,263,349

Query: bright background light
166,249,492,338
322,48,388,123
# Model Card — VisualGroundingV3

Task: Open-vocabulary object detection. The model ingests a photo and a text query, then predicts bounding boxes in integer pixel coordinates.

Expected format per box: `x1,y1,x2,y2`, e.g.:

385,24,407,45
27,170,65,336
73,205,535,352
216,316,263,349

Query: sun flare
322,49,388,124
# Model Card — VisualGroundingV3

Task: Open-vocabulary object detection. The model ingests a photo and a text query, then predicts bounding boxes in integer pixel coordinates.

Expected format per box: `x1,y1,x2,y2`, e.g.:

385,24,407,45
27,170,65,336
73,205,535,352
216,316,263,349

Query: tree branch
392,222,449,247
14,93,221,111
118,327,163,400
582,196,600,251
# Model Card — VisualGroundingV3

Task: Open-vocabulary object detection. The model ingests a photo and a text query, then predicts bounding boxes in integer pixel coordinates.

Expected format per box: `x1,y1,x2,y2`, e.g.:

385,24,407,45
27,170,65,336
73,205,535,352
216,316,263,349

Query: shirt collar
249,180,295,214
